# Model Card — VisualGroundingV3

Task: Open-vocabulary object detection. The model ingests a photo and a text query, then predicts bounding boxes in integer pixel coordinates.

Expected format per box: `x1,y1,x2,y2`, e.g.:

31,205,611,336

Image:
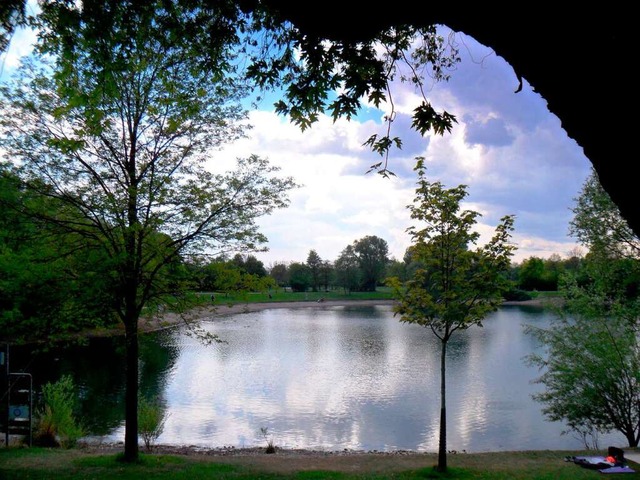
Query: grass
2,447,639,479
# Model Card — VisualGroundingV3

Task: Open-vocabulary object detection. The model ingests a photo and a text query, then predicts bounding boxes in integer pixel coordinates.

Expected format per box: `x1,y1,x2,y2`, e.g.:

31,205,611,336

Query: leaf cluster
246,23,460,176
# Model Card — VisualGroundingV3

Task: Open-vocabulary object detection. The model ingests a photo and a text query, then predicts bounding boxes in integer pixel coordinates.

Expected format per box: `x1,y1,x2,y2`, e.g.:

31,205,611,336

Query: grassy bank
207,287,395,305
1,447,638,479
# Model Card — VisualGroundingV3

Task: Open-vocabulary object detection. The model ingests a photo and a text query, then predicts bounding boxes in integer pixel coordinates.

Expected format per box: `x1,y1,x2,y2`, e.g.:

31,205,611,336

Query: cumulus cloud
228,29,591,266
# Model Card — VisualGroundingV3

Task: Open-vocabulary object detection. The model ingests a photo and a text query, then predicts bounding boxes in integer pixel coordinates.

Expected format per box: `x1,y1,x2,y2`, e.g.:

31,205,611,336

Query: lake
8,303,625,452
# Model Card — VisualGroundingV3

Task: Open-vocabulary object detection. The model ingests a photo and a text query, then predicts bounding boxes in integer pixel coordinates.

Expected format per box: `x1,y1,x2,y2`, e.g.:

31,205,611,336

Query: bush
34,375,84,448
503,288,533,301
259,427,276,454
138,396,168,452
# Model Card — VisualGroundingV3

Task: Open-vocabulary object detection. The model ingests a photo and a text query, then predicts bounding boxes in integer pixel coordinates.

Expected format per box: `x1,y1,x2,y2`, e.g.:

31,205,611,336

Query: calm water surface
11,304,624,452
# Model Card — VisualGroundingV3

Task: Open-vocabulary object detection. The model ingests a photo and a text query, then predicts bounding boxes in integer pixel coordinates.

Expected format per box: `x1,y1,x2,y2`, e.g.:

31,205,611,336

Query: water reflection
11,304,626,452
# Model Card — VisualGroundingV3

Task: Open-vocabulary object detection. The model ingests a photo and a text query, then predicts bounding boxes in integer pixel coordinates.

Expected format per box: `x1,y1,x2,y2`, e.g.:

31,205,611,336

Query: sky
214,31,592,267
0,18,593,268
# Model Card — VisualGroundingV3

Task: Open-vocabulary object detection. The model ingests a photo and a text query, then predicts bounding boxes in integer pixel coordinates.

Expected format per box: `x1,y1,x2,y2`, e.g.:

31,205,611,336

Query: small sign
9,405,29,420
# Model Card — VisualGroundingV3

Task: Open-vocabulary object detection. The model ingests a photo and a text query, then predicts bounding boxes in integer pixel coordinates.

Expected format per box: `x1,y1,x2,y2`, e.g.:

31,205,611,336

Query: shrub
503,288,533,301
259,426,276,454
138,396,168,452
34,375,84,448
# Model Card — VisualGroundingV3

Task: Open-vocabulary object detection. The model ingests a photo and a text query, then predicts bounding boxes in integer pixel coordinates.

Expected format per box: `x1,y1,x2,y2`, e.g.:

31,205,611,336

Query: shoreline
137,299,398,334
136,296,558,335
72,296,560,339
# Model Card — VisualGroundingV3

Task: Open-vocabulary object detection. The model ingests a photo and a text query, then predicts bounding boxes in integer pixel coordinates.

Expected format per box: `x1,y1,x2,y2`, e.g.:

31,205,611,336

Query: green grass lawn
1,447,639,480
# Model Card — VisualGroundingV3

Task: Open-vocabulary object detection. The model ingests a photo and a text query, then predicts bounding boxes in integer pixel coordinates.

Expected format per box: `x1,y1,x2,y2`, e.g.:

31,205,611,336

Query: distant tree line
0,164,598,344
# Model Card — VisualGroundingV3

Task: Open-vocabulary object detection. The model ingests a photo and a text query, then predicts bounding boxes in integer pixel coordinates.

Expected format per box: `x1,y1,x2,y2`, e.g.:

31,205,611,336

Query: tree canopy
0,0,298,461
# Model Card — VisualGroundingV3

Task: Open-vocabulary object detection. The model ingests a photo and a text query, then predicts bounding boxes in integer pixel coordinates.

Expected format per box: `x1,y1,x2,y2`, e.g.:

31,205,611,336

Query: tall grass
33,375,84,449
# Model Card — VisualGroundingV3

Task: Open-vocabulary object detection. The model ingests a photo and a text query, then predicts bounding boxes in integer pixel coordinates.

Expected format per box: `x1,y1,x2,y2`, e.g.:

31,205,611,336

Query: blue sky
1,20,592,267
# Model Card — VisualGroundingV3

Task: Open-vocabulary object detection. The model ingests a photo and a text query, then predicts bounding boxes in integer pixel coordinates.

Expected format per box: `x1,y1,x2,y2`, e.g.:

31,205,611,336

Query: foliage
352,235,389,292
0,166,118,342
251,23,460,176
517,256,560,291
318,260,334,293
4,1,463,177
34,375,84,449
333,245,361,294
502,288,533,302
526,270,640,447
526,168,640,448
306,249,323,292
138,396,168,452
268,262,290,288
288,262,312,292
570,167,640,259
232,253,268,277
0,0,26,52
0,1,298,462
387,158,515,472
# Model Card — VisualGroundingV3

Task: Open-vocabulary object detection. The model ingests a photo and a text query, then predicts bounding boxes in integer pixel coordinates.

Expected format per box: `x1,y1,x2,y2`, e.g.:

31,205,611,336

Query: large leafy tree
334,244,360,294
387,158,515,472
0,1,296,461
353,235,389,291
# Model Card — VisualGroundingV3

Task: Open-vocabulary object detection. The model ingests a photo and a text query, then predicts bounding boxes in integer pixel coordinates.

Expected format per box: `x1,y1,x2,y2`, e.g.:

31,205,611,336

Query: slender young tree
387,158,515,473
0,2,297,461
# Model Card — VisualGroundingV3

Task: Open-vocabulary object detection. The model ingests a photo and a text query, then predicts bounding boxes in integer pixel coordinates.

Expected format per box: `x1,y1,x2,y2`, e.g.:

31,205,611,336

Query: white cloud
224,29,591,267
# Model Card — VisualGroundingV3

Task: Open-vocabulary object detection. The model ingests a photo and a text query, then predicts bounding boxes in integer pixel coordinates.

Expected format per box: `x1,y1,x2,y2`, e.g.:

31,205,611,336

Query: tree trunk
123,313,139,462
437,339,447,472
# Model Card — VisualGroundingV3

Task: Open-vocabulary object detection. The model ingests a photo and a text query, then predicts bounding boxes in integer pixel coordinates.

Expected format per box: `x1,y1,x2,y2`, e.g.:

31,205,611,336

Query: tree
526,263,640,448
319,260,333,292
570,167,640,259
0,165,117,342
306,249,322,292
0,2,297,462
353,235,389,291
526,170,640,448
334,245,360,294
517,256,552,291
288,262,311,292
232,253,267,277
387,158,515,472
268,262,289,289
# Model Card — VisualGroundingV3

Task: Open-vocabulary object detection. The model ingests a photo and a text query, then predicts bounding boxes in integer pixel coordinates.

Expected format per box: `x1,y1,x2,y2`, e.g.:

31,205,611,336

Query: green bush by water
33,375,84,449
